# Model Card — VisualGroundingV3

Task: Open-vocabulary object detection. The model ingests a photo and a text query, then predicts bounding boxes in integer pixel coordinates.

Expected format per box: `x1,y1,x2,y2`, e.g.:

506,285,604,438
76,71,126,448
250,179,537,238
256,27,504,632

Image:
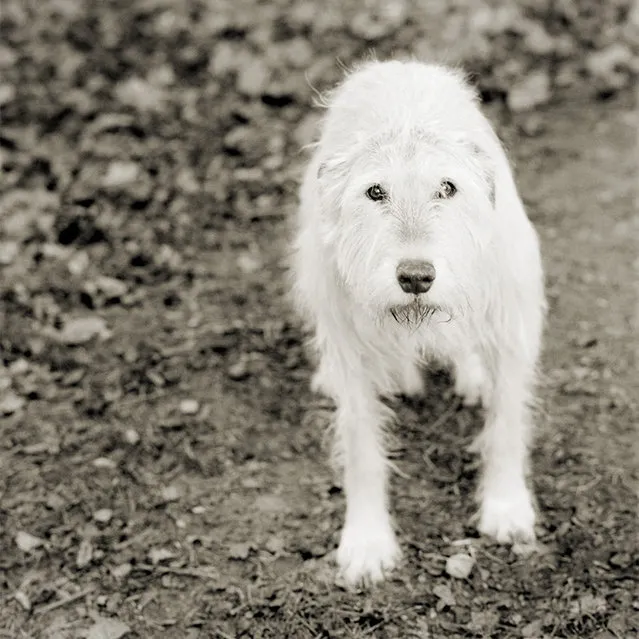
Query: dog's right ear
316,153,352,215
317,154,349,181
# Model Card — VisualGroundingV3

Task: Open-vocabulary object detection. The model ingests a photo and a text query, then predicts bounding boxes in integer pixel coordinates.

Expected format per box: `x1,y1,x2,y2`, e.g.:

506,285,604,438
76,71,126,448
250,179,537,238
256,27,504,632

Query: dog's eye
365,184,387,202
435,180,457,199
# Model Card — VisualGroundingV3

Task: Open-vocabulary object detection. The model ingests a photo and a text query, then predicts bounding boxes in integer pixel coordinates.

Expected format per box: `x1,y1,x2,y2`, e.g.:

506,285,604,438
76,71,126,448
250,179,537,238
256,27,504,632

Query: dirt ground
1,1,637,638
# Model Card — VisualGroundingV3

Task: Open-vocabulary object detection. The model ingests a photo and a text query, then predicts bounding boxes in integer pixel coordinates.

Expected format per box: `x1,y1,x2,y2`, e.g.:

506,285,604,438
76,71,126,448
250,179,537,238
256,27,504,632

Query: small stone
115,76,167,112
523,23,556,56
15,531,45,552
111,563,132,579
519,114,546,137
57,316,110,345
179,399,200,415
148,64,175,86
68,251,90,276
46,493,66,510
0,241,19,265
236,253,260,274
507,71,551,113
227,359,249,381
223,127,252,156
0,45,18,68
175,167,200,194
228,542,252,559
9,359,29,375
92,456,117,469
0,83,16,106
236,58,271,97
123,428,140,445
209,42,240,77
283,38,314,68
350,0,408,39
0,392,25,416
586,44,634,93
161,485,181,502
93,508,113,524
445,552,475,579
103,161,140,188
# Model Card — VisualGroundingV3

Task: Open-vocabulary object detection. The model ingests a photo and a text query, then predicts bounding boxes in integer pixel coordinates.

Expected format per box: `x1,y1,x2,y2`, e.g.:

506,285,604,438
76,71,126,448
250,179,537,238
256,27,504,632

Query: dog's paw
477,489,536,544
336,523,401,587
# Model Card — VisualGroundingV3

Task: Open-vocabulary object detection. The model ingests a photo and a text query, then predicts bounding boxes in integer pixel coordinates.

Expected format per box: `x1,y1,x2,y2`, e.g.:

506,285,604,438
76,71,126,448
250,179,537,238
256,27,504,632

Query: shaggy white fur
291,60,546,586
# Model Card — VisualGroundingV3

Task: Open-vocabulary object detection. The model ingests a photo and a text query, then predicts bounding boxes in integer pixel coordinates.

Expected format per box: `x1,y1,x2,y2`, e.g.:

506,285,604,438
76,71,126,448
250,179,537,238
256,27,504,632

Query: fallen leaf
569,592,607,619
265,535,285,555
14,590,30,611
86,617,131,639
15,531,45,552
468,610,499,632
521,619,543,637
433,583,456,608
148,547,176,565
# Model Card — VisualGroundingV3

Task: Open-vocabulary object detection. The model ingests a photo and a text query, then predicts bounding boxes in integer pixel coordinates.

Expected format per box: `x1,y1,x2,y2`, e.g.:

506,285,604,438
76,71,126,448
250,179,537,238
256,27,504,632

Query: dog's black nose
396,260,436,294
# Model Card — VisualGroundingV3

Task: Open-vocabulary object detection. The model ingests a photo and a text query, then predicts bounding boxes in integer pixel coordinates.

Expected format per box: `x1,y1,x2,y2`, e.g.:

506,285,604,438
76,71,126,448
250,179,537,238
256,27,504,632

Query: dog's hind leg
472,352,537,546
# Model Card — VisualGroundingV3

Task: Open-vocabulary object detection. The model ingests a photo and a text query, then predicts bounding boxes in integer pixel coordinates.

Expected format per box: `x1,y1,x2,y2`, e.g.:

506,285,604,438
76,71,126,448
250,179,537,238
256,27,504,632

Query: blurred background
1,1,637,638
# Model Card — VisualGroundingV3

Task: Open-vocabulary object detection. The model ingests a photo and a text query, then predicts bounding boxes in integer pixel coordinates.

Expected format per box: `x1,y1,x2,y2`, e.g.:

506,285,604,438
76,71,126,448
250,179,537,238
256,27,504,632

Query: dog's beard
387,299,449,329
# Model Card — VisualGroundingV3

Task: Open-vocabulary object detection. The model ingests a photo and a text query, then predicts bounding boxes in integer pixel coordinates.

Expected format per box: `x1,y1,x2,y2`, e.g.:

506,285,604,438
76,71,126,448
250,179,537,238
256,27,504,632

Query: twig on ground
134,563,219,580
35,586,95,616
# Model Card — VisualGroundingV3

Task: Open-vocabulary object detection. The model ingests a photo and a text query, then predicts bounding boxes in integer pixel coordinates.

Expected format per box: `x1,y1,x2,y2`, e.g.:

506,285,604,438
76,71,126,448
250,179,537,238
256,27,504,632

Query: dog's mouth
388,300,442,327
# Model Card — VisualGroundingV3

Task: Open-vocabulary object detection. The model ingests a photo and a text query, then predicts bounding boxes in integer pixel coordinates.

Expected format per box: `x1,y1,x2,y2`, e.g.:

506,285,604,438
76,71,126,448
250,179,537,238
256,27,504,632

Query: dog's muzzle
396,260,436,295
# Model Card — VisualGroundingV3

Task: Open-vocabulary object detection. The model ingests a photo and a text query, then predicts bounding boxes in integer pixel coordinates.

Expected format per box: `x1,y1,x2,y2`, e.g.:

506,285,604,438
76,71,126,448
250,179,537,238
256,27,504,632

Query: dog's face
318,131,496,325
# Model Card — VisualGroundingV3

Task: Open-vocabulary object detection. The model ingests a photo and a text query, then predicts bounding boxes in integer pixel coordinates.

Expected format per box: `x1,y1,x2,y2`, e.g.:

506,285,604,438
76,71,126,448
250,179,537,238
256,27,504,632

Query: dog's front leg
326,357,400,586
334,390,400,585
474,357,537,545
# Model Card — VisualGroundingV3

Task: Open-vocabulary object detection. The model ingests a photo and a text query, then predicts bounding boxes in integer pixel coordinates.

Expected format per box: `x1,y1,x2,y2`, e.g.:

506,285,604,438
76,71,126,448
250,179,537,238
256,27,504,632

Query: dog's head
317,124,497,326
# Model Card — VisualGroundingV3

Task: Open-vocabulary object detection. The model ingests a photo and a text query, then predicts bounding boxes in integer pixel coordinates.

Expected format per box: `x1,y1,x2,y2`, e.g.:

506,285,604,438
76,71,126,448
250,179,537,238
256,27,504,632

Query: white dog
291,60,546,586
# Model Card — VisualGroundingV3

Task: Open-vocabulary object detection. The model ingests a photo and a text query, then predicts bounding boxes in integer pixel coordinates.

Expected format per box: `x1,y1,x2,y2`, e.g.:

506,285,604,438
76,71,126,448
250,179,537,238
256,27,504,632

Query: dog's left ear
452,134,496,207
468,142,496,207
